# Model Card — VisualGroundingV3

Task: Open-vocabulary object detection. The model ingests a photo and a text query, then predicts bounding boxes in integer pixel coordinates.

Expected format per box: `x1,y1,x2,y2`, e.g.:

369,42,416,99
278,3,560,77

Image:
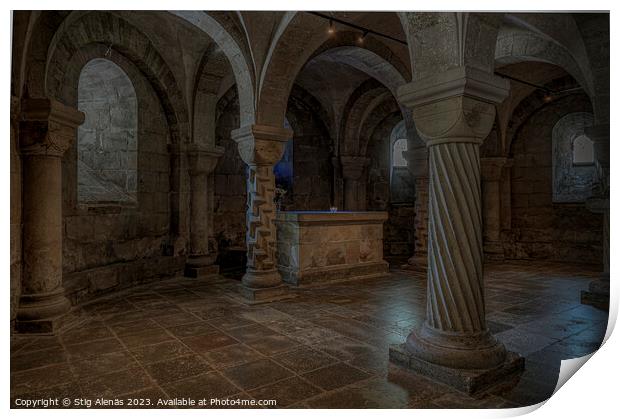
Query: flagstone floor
10,261,608,409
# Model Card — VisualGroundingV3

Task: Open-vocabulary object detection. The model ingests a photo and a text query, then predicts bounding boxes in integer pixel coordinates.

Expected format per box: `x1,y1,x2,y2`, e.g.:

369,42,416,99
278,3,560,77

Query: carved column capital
187,144,224,176
231,124,292,167
340,155,369,180
397,66,509,147
19,97,85,157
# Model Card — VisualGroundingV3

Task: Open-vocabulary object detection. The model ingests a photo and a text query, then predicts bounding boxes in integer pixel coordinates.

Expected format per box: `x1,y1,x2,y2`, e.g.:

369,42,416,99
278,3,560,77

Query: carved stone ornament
19,97,85,157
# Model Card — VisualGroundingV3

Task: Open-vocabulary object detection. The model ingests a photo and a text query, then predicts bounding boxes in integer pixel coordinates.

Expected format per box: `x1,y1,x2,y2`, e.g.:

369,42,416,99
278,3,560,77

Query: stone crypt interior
10,11,610,408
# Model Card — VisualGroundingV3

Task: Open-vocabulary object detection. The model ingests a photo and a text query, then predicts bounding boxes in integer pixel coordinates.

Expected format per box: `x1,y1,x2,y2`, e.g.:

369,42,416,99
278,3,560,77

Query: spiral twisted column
395,67,516,372
18,98,84,333
185,144,224,277
232,125,292,299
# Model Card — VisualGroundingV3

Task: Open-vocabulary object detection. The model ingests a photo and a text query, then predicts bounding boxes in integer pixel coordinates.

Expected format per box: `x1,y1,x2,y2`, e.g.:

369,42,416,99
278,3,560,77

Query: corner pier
275,211,389,286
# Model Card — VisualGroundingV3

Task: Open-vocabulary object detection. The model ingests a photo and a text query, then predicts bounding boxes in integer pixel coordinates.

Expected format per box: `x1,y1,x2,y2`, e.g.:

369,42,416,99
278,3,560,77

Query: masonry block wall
285,98,333,211
10,98,21,325
77,58,138,203
367,121,416,258
62,55,183,304
214,95,248,268
505,94,603,264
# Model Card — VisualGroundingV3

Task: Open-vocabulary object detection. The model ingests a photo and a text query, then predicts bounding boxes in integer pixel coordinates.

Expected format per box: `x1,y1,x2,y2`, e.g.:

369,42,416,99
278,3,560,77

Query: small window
77,58,138,204
274,118,294,191
392,138,408,168
572,134,594,165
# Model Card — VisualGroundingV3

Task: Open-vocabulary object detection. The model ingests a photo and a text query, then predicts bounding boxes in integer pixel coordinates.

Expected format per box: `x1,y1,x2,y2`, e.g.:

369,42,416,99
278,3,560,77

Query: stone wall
505,94,603,264
213,94,248,267
77,58,138,203
10,97,21,326
284,97,333,210
367,119,416,259
62,54,183,304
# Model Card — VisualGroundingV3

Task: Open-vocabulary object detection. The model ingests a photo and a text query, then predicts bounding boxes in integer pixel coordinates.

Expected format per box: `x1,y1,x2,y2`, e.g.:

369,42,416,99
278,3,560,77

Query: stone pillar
340,156,369,211
403,147,429,271
582,124,610,310
330,156,344,210
17,98,84,333
231,124,293,302
184,144,224,278
481,157,508,260
389,67,523,394
11,96,22,329
500,159,514,232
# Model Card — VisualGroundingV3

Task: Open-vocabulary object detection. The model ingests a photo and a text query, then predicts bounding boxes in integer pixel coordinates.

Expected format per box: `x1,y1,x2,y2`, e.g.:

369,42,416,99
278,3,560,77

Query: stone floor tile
306,378,412,408
221,359,294,390
272,346,339,373
249,376,322,407
11,381,83,408
166,321,218,338
79,367,154,398
117,328,175,348
69,350,138,379
207,315,257,331
301,362,372,391
11,347,68,372
143,354,212,384
130,340,193,364
202,344,266,368
182,331,238,353
162,371,241,400
153,312,202,328
11,363,75,396
107,319,163,336
245,334,301,356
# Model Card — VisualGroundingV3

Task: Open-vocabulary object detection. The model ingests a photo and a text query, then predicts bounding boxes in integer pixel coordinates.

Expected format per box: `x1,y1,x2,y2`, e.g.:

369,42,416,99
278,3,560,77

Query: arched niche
77,58,138,204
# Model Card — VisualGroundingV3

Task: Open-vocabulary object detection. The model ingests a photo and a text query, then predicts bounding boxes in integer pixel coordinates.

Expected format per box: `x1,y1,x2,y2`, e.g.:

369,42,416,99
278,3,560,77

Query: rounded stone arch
506,76,592,156
44,11,189,145
257,12,409,128
306,32,411,93
287,84,333,143
169,11,256,126
193,43,235,148
339,79,391,156
359,95,401,156
495,27,595,99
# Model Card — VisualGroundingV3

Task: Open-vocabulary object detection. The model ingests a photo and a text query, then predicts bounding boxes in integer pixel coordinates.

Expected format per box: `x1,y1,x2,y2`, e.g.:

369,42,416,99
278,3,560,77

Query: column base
389,343,524,394
16,288,76,334
483,241,505,261
184,255,219,278
401,254,428,273
238,283,294,305
581,276,610,310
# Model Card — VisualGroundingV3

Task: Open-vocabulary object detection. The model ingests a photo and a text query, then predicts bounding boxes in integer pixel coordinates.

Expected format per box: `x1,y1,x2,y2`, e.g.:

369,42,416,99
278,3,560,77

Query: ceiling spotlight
543,93,553,103
357,30,368,44
327,19,335,35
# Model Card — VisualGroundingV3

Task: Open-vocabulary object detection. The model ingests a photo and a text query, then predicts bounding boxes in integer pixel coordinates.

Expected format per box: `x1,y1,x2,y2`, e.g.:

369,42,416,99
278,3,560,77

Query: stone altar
275,211,389,286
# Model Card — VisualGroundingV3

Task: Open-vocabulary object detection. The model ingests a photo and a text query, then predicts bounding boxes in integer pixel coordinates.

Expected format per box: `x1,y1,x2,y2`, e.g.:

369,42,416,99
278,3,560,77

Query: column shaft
189,172,209,257
426,141,484,332
17,98,84,333
245,164,279,287
185,146,223,277
232,124,292,300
